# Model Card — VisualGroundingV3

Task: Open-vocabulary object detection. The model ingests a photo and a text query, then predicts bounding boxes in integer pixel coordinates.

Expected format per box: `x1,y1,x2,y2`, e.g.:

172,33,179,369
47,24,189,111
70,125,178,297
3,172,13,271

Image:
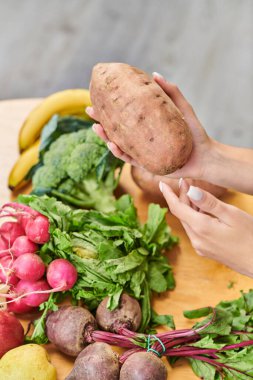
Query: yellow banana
19,89,92,152
8,140,40,191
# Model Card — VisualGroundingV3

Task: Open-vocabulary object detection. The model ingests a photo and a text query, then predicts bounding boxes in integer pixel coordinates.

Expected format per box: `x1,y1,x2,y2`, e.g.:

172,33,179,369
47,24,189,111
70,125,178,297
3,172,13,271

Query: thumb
186,185,232,224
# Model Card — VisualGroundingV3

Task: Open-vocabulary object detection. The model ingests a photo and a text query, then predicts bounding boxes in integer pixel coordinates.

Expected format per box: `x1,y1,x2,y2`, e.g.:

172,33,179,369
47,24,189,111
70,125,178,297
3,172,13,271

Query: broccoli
32,128,123,212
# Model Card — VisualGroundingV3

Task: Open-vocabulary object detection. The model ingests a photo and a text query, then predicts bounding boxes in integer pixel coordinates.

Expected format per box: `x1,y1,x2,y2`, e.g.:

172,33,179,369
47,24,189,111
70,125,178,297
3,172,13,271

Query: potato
131,166,227,202
90,63,192,175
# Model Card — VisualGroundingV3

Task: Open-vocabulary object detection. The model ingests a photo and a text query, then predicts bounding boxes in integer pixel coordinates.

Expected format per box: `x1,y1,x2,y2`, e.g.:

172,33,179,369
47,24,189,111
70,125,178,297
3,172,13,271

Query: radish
96,293,142,333
0,236,8,250
7,297,34,314
0,310,24,357
0,256,19,287
0,236,9,258
66,342,120,380
13,253,45,282
25,215,50,244
0,222,24,246
2,202,40,218
47,259,77,291
15,279,51,307
11,236,38,257
1,202,50,244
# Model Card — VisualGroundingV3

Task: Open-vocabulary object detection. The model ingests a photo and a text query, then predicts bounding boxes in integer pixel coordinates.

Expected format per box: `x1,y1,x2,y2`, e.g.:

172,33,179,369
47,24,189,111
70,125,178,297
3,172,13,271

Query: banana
8,140,40,191
19,89,92,152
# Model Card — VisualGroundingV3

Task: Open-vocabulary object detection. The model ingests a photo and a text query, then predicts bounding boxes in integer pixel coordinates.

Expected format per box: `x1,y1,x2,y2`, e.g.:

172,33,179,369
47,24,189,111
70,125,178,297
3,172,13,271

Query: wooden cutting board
0,99,253,379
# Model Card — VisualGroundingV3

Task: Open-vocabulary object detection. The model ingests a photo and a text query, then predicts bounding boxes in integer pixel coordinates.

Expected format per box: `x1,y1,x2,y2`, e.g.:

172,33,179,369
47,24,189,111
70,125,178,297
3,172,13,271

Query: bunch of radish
0,202,77,313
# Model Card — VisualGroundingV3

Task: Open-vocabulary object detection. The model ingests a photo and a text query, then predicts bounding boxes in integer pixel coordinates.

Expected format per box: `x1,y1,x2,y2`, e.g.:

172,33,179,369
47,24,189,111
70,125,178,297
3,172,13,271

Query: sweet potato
131,166,227,202
90,62,192,175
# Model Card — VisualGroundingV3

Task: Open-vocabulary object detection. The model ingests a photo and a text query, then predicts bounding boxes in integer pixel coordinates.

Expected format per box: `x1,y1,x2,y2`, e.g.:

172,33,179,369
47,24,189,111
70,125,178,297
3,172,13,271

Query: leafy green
19,194,178,338
176,290,253,379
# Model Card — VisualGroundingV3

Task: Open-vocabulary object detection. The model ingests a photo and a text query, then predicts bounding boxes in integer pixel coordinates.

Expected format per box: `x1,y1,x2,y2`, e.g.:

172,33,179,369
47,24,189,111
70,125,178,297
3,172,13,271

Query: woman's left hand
160,179,253,278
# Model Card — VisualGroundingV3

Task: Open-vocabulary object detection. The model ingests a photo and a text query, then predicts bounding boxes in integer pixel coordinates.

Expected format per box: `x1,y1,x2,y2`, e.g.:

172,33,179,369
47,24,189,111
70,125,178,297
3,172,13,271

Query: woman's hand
87,72,253,194
86,72,214,179
160,179,253,278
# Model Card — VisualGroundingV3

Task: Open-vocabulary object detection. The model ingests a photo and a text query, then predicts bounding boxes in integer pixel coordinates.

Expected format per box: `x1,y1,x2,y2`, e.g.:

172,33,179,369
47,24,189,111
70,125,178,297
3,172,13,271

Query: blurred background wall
0,0,252,147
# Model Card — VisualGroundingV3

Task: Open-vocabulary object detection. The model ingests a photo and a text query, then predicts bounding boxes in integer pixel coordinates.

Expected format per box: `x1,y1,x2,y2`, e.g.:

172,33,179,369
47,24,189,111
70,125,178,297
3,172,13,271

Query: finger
86,106,99,120
92,123,110,143
179,179,199,211
107,142,139,166
159,181,210,226
179,178,190,205
152,72,195,117
186,186,235,225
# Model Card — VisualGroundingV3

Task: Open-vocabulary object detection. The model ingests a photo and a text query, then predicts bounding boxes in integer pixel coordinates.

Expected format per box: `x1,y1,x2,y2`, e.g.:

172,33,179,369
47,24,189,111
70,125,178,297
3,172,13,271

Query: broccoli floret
32,125,123,211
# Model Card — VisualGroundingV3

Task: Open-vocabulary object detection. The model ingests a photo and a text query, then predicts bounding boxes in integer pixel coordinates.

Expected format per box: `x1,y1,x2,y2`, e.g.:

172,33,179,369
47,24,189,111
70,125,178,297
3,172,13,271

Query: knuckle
205,196,218,211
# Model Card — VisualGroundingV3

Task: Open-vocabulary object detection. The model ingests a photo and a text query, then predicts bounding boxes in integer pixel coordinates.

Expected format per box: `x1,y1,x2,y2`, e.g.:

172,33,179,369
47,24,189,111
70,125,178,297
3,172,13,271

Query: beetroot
96,293,142,332
0,310,24,357
46,306,97,356
11,236,38,257
120,352,167,380
66,342,120,380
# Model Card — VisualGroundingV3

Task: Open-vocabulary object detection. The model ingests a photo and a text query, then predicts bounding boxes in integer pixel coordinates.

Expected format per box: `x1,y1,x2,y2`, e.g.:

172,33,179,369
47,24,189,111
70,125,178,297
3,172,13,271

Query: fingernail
92,123,98,132
85,106,92,113
107,142,113,150
159,181,164,193
187,186,203,201
178,177,183,188
152,72,164,79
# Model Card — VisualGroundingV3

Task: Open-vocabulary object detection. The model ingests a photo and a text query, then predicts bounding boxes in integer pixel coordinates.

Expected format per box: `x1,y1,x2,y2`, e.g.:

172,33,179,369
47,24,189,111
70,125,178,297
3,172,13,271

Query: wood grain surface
0,99,253,379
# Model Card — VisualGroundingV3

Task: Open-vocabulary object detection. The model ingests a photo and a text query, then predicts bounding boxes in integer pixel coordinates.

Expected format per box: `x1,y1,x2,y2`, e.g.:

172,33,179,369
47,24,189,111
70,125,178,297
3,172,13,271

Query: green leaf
148,263,168,293
184,306,213,319
188,358,217,380
151,309,175,330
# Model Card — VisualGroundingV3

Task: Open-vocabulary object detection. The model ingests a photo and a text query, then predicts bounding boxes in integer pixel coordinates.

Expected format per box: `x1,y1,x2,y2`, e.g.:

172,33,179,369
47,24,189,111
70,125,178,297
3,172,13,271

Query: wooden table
0,99,253,379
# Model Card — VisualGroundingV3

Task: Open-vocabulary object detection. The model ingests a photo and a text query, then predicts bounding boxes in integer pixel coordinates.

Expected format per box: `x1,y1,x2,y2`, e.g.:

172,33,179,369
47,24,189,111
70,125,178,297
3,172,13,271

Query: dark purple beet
120,352,167,380
46,306,97,356
66,342,120,380
96,293,142,333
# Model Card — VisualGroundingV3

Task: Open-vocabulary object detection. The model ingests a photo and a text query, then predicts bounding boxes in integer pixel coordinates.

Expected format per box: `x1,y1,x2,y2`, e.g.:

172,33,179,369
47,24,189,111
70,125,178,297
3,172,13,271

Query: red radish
0,236,8,250
47,259,77,291
25,215,50,244
0,256,19,287
11,236,38,257
2,202,40,218
0,236,9,258
7,297,34,314
0,222,25,246
0,310,24,357
13,253,45,281
15,279,51,307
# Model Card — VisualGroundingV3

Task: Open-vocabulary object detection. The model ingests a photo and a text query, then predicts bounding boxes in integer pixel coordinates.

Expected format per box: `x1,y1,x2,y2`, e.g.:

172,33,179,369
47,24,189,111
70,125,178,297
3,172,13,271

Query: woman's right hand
87,72,214,180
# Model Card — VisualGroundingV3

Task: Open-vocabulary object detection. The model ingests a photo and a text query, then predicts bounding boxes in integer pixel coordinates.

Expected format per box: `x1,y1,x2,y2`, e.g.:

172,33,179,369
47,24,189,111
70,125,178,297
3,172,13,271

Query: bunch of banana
8,89,92,191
